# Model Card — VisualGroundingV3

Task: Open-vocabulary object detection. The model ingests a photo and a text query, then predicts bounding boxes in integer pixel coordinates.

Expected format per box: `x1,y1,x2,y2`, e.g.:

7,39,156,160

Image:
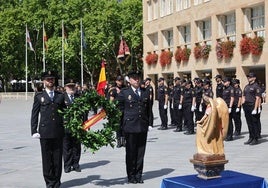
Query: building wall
143,0,267,94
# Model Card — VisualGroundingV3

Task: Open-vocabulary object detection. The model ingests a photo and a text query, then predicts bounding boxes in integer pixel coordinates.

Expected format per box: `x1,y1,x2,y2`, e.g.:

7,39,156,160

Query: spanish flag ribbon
83,109,106,130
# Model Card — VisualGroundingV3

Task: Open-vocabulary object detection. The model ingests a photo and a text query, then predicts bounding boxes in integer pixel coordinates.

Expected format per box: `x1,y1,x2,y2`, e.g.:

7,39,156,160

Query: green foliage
0,0,143,88
61,90,121,153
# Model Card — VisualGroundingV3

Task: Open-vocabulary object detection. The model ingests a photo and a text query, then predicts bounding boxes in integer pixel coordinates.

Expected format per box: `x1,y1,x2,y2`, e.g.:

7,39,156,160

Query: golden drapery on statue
196,97,229,155
190,96,229,179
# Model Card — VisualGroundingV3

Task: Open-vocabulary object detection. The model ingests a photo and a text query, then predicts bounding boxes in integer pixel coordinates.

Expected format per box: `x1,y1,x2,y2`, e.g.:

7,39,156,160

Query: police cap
247,72,256,78
65,78,76,87
214,74,222,79
127,70,141,79
158,77,164,82
41,70,56,80
222,77,232,82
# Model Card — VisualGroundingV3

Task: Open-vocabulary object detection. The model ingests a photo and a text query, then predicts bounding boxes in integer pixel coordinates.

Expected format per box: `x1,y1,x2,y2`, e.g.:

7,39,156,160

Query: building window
184,0,191,9
203,20,211,40
251,6,265,30
148,33,159,50
194,0,202,5
147,0,152,21
184,25,191,43
163,30,173,48
176,0,183,11
225,13,236,36
153,0,158,19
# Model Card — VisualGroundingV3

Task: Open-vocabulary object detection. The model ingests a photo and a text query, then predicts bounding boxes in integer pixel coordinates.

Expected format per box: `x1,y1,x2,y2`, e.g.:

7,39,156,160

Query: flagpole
25,25,28,100
80,18,84,86
62,20,65,86
42,22,45,72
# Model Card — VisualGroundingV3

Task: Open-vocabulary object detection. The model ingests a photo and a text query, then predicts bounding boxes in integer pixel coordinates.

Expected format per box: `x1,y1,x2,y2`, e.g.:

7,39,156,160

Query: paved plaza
0,94,268,188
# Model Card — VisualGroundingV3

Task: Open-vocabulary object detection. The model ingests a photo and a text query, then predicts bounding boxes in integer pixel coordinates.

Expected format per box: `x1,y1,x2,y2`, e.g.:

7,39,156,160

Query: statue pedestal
190,153,228,180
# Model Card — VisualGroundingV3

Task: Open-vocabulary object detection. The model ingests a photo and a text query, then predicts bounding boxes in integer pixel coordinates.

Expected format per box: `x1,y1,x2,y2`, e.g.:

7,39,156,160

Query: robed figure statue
190,95,229,179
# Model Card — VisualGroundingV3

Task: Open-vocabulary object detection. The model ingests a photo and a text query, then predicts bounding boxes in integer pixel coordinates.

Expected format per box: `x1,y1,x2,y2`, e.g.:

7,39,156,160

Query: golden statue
190,95,229,179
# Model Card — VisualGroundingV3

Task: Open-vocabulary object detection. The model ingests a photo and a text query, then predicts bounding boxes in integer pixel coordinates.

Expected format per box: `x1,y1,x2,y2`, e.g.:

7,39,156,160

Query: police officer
168,81,175,126
181,80,196,135
157,77,168,130
145,77,154,128
63,79,82,173
232,79,242,136
173,77,183,132
193,78,204,121
242,72,262,145
215,74,224,98
117,70,152,184
31,71,66,188
222,77,235,141
109,75,125,147
202,79,213,98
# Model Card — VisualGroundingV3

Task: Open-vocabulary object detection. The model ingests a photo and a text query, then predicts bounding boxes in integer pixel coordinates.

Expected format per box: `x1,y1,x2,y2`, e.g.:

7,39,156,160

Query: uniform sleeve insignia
256,89,260,93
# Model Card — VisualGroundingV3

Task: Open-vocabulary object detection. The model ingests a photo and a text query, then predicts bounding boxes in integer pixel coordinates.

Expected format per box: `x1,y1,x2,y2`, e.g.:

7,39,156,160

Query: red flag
96,61,106,96
117,37,130,59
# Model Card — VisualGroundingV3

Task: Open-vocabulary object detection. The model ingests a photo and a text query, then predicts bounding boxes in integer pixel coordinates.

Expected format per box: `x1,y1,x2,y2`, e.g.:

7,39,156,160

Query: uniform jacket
117,87,152,133
31,90,66,138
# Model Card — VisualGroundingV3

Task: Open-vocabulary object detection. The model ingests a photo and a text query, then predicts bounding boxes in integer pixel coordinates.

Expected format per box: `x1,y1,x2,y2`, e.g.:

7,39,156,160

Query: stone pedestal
190,153,228,180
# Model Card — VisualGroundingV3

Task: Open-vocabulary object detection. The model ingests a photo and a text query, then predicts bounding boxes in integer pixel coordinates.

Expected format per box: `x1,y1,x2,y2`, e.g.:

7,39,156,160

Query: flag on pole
26,27,34,51
117,37,130,59
96,61,106,96
43,25,48,51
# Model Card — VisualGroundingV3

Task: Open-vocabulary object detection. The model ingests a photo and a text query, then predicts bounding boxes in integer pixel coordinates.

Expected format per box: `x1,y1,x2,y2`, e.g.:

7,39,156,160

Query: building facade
143,0,267,95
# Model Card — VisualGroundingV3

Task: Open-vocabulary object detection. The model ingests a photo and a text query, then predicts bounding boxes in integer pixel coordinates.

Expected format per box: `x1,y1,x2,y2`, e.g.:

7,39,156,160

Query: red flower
160,50,172,66
194,45,202,59
216,42,223,59
180,47,191,61
145,52,158,65
239,37,251,55
175,47,182,63
222,40,235,58
250,36,265,56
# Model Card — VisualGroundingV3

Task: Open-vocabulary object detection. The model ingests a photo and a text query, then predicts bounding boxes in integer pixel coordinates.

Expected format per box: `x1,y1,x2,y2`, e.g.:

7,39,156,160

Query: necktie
70,95,74,103
49,91,54,101
135,89,140,98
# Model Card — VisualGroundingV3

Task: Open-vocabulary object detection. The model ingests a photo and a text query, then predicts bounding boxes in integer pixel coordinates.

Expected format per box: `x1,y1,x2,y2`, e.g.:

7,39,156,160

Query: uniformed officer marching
222,77,235,141
232,79,242,136
63,79,82,173
117,70,152,184
242,72,262,145
31,71,66,188
215,74,224,98
173,77,183,132
181,80,196,135
145,77,154,128
157,77,169,130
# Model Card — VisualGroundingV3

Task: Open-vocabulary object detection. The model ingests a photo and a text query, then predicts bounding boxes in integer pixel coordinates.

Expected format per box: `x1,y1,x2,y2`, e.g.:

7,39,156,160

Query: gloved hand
171,103,173,109
236,108,240,113
199,105,203,112
258,107,262,114
228,108,232,113
191,105,195,112
164,104,167,109
178,104,182,110
251,109,257,115
32,133,40,139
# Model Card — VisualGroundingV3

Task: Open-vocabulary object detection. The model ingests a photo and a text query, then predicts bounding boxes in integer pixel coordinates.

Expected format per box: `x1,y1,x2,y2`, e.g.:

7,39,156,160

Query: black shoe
174,128,182,132
244,138,253,145
234,131,240,136
225,137,233,141
73,166,81,172
116,139,122,148
161,126,168,130
137,178,144,184
64,167,72,173
249,139,258,145
128,178,137,184
184,131,195,135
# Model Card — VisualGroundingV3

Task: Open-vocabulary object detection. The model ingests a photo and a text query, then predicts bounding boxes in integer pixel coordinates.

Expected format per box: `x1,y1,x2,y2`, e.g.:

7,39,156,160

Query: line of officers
156,72,264,146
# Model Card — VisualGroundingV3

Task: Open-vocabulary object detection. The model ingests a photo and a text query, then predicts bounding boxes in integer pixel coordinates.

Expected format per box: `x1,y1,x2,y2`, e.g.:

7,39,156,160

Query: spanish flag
96,61,106,96
83,109,106,130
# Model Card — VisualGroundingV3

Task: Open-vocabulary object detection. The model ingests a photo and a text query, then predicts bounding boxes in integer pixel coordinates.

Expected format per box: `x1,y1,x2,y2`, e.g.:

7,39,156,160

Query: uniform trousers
232,104,242,134
173,103,183,129
159,103,168,127
40,138,63,188
182,103,194,133
195,103,205,122
226,107,235,139
125,132,147,181
243,104,259,140
63,132,81,170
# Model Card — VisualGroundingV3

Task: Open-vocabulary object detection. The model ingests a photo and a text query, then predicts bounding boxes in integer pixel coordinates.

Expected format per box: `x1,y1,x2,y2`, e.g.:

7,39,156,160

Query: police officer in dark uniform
193,78,204,121
181,80,196,135
31,71,66,188
157,77,168,130
222,77,235,141
202,79,214,98
232,79,242,136
145,77,154,128
215,74,224,98
109,75,125,147
168,81,175,126
242,72,262,145
63,79,82,173
117,70,152,184
173,77,183,132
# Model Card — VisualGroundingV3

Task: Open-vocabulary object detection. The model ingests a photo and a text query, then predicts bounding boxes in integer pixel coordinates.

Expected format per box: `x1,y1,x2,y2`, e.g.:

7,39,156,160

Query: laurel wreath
61,90,121,153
